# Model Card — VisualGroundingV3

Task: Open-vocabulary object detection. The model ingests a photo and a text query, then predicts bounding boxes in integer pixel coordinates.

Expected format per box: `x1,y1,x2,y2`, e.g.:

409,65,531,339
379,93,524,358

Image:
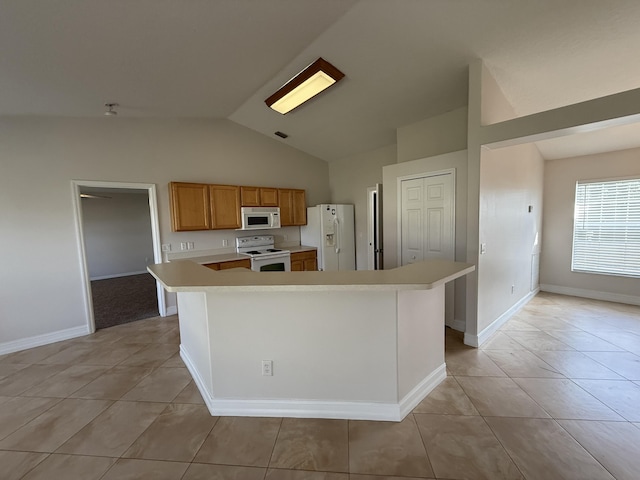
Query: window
572,177,640,278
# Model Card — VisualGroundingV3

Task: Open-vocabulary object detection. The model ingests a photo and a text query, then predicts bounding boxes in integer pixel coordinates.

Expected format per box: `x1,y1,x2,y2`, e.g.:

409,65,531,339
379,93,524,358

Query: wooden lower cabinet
204,258,251,270
290,250,317,271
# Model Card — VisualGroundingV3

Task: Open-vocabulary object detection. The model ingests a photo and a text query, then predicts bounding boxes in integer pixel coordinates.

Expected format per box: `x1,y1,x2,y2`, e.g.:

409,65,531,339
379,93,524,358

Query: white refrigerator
301,204,356,271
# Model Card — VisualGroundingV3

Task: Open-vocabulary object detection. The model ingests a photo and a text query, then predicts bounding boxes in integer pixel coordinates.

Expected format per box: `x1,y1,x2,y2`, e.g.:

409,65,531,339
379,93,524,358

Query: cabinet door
210,185,241,229
260,188,279,206
290,250,317,271
290,259,304,271
169,182,211,231
218,259,251,270
240,186,260,206
293,189,307,225
278,189,294,226
303,257,317,271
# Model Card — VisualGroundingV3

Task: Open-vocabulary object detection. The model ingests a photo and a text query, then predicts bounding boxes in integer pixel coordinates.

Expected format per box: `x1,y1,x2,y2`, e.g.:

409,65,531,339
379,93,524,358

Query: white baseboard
180,345,445,422
464,288,539,348
446,318,466,332
540,284,640,306
90,270,149,281
165,306,178,316
0,325,91,355
398,363,447,419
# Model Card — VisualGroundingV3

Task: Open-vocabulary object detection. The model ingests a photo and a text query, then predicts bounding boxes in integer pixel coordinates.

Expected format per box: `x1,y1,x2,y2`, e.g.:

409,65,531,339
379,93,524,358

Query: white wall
540,147,640,303
0,117,330,349
81,191,154,279
328,144,397,270
477,143,544,334
397,107,468,162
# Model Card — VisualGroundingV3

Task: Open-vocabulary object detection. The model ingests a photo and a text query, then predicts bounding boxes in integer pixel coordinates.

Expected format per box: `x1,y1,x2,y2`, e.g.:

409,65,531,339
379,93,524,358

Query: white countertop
148,259,474,293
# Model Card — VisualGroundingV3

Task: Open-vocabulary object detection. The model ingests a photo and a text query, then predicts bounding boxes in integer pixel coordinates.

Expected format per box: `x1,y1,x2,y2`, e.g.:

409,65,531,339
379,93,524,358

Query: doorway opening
71,181,166,332
367,184,383,270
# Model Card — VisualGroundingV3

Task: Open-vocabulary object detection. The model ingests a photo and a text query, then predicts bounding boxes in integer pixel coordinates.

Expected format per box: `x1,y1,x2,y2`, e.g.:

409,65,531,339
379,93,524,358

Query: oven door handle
334,218,340,254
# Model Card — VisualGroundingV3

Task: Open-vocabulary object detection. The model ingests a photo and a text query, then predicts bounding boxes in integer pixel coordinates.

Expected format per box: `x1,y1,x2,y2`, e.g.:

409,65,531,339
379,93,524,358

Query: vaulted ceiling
3,0,640,161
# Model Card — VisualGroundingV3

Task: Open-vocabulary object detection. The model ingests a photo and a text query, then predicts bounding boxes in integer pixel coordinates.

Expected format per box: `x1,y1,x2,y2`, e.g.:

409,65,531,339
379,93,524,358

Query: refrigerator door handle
334,218,340,254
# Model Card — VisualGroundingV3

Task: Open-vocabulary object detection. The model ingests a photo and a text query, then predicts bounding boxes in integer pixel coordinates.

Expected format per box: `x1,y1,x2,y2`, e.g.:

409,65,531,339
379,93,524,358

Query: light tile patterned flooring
0,292,639,479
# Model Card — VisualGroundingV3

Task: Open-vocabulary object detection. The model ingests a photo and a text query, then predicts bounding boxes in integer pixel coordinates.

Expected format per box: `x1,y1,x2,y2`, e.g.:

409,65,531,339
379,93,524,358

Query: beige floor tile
348,476,431,480
0,364,69,396
348,415,433,477
70,365,154,400
415,413,523,480
123,403,217,462
0,339,79,365
456,376,549,418
479,332,526,350
483,350,563,378
120,367,192,402
0,398,112,452
0,363,29,379
412,377,479,415
118,343,179,368
57,400,166,457
270,418,349,472
265,469,349,480
573,379,640,421
22,364,110,398
183,463,266,480
516,315,581,331
0,451,48,480
37,344,98,364
80,343,147,365
545,330,625,351
588,329,640,355
583,351,640,380
445,349,506,377
503,331,575,351
100,458,189,480
194,416,281,467
513,377,623,420
161,352,185,368
486,417,615,480
0,396,60,441
157,329,180,344
532,350,624,379
173,380,205,404
499,319,541,331
559,420,640,480
20,453,117,480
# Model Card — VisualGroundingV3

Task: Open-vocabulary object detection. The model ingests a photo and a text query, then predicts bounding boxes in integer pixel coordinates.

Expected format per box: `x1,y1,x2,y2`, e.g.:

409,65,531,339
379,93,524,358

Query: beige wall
477,143,544,333
397,107,468,162
540,147,640,302
328,144,397,270
0,117,330,348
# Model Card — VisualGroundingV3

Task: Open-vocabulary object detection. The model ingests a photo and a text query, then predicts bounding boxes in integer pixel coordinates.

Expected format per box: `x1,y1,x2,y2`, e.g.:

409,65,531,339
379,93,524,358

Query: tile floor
0,292,639,479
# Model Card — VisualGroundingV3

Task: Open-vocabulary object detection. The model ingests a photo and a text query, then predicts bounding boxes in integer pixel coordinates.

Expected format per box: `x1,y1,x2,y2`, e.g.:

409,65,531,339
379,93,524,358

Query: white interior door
401,172,454,265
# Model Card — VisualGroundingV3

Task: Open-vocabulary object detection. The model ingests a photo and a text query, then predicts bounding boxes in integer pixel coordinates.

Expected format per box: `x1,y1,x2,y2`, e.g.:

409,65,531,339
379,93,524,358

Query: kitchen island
148,259,474,421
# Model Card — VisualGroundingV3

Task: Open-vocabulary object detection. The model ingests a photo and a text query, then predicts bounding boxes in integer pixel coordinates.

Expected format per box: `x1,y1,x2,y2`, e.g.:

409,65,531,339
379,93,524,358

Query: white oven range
236,235,291,272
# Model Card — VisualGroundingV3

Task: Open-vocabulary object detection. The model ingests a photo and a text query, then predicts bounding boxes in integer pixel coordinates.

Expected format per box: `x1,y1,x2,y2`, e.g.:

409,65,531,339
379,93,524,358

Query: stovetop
236,235,290,258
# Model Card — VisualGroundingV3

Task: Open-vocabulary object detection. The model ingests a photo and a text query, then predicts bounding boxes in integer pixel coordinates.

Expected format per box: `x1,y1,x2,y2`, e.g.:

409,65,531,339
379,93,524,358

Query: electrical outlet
222,239,228,247
161,244,171,252
480,243,486,255
283,234,288,241
187,242,194,250
180,242,187,250
262,360,273,376
511,285,515,294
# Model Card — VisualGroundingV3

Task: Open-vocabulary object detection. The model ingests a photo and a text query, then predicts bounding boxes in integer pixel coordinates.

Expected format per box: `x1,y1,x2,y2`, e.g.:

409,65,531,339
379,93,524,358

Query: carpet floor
91,273,159,330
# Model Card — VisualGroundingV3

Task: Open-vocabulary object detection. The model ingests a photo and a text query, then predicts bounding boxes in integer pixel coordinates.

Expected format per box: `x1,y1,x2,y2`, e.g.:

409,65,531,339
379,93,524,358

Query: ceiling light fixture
104,103,119,116
265,58,345,114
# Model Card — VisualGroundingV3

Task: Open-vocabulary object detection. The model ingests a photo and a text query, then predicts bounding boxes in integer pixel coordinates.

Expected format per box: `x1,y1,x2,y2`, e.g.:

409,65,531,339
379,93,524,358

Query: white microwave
239,207,281,230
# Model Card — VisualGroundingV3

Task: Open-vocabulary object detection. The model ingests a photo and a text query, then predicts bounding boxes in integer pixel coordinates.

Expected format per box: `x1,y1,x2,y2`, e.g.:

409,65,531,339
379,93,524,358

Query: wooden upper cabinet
169,182,211,232
209,185,241,229
260,188,279,206
292,189,307,225
278,188,307,226
241,186,278,206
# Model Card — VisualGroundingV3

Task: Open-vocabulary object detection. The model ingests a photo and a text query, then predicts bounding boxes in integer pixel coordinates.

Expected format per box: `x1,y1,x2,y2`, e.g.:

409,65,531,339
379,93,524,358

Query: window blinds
572,178,640,278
